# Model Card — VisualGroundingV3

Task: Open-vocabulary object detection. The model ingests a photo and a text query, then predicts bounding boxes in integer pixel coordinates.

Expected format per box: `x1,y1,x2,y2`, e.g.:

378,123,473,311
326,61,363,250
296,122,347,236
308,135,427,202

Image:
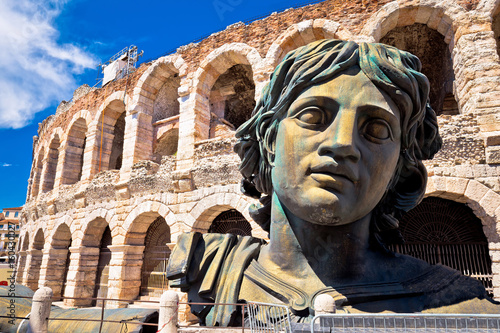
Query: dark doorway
93,226,112,306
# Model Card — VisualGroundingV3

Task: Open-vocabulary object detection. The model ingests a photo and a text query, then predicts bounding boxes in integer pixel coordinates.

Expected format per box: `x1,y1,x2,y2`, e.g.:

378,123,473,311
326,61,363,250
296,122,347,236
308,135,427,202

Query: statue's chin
305,210,343,226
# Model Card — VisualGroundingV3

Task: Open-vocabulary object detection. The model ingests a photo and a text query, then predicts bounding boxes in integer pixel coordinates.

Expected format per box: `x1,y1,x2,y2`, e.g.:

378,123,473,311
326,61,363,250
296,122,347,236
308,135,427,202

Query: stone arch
122,201,175,245
48,222,72,297
41,129,63,193
60,111,91,185
30,146,45,198
21,231,29,251
426,176,500,299
16,231,30,285
193,43,263,140
360,1,464,44
426,177,500,242
94,93,127,172
27,228,45,290
81,208,113,247
266,19,354,68
361,1,467,115
121,201,175,300
189,192,261,236
132,54,186,119
50,219,72,248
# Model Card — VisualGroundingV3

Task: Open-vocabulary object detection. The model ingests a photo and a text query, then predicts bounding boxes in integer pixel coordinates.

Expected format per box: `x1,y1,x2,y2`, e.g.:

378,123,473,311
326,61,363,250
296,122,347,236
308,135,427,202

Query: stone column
490,242,500,301
120,112,154,180
37,157,49,195
52,143,67,190
106,245,145,308
38,248,70,298
25,249,43,291
63,246,100,307
176,87,203,170
16,250,27,285
80,126,99,181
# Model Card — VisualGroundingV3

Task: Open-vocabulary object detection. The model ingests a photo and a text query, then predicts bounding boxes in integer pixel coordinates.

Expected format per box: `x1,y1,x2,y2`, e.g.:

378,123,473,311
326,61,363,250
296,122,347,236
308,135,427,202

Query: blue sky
0,0,317,209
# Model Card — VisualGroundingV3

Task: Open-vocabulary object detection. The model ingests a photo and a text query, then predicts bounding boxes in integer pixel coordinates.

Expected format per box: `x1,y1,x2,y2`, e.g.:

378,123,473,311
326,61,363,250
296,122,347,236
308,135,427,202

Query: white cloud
0,0,96,129
2,163,12,167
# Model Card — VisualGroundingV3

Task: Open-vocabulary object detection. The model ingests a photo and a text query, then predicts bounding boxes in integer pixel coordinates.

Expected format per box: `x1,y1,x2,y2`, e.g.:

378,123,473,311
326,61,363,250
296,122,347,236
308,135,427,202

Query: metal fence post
159,290,179,333
28,287,53,333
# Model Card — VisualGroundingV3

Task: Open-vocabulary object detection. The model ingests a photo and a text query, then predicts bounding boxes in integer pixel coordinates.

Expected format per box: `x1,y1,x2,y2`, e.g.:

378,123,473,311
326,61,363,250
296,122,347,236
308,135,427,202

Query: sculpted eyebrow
358,104,399,122
289,96,339,114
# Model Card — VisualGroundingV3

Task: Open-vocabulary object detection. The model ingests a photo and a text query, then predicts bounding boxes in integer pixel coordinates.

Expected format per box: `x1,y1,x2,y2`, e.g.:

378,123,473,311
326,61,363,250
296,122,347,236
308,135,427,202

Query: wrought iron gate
209,209,252,236
140,217,171,298
388,197,493,296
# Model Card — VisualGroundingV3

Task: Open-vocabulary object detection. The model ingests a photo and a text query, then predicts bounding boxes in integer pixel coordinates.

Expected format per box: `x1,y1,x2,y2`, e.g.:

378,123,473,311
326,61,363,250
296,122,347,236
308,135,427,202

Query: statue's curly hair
234,39,442,251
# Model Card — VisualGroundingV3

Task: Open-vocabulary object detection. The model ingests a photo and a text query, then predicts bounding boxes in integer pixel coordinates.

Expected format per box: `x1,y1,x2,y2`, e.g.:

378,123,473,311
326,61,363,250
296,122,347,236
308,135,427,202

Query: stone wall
18,0,500,308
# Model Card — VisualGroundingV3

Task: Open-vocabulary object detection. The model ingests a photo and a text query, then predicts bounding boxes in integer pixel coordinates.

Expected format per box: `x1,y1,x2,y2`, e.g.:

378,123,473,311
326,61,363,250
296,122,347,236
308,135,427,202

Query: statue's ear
394,162,427,212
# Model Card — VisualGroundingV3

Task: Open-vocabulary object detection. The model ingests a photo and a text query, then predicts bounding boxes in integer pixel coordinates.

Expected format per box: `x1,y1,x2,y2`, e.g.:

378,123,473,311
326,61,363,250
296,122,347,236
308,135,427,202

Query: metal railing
310,314,500,333
247,301,292,333
0,293,252,332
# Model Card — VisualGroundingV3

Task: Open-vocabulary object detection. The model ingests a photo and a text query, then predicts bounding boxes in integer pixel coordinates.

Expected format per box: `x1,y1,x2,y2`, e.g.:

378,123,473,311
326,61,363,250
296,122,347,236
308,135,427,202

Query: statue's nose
318,111,361,162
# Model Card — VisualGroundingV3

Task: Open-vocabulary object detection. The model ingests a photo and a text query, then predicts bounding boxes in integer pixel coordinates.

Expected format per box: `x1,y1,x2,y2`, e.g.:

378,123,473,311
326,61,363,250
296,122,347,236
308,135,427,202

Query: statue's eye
294,107,325,125
362,119,393,142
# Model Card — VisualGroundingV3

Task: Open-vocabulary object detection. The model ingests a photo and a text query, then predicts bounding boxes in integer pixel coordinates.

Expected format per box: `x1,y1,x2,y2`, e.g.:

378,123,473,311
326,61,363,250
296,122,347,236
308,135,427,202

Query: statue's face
271,67,402,225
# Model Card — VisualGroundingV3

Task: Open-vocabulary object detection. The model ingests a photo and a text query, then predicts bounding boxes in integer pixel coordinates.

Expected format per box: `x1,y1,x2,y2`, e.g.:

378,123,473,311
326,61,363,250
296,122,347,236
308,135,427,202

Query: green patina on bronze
166,40,499,327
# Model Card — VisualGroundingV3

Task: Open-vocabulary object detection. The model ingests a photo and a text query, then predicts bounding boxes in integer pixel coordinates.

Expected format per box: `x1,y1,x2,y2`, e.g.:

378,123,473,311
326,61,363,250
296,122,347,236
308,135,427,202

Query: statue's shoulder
393,254,498,311
166,232,265,326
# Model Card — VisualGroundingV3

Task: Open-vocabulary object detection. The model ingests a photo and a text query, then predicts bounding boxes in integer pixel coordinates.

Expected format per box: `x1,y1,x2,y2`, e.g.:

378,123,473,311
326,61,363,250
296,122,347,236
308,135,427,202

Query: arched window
381,24,458,115
153,75,180,123
209,64,255,138
42,135,60,192
209,209,252,236
28,229,45,290
389,197,493,296
62,118,87,185
30,148,44,198
109,112,125,170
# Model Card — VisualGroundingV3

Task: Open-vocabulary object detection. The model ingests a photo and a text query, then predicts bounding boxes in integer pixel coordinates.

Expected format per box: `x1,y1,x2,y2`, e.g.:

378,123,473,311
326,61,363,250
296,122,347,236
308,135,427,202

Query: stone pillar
159,290,179,333
120,112,154,180
38,248,70,298
63,246,100,307
80,126,99,181
176,88,203,170
52,143,67,190
490,242,500,301
37,157,49,195
16,250,27,285
106,245,145,308
28,287,53,333
314,294,336,315
25,249,43,291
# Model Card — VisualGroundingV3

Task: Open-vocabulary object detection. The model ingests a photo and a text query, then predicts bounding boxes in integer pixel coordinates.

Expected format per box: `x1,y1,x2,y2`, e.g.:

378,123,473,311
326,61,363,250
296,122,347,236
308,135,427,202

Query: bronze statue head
235,39,442,249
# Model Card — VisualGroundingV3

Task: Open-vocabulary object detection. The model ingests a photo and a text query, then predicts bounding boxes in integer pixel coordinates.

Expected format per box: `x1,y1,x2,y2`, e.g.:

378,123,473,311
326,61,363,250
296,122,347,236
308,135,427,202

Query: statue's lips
308,163,358,184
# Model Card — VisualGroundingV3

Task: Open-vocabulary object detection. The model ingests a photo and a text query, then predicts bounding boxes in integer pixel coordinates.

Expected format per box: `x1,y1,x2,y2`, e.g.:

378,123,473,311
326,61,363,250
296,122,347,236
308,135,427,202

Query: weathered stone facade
17,0,500,307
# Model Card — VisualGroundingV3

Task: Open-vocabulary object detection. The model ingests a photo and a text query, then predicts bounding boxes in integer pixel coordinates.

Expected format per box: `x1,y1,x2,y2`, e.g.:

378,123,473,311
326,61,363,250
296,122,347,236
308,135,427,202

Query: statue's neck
262,193,373,284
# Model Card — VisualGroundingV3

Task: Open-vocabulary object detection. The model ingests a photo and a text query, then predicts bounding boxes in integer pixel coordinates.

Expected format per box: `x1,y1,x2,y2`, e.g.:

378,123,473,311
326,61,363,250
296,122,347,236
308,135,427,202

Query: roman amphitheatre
16,0,500,309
